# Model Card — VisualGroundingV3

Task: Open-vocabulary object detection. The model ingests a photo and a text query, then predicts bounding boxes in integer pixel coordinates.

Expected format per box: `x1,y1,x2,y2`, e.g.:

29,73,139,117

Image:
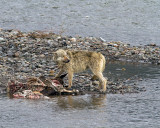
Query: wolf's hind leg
92,71,107,93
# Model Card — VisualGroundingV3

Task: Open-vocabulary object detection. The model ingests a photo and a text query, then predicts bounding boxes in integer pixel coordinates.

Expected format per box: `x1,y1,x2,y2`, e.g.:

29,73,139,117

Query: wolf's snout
63,56,70,63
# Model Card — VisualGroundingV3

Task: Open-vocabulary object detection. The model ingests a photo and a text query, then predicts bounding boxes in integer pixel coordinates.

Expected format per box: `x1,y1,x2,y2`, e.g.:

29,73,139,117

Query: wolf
53,49,107,92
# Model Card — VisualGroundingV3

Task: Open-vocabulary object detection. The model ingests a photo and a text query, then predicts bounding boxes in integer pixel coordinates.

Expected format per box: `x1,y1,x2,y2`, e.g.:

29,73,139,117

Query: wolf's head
53,49,70,63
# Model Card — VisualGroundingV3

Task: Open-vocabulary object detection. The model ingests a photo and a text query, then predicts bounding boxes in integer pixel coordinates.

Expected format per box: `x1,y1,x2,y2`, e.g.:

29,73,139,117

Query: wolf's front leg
68,71,73,89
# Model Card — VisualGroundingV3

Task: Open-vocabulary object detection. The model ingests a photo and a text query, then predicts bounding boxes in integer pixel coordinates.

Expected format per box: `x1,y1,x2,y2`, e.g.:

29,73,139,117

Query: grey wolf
53,49,107,92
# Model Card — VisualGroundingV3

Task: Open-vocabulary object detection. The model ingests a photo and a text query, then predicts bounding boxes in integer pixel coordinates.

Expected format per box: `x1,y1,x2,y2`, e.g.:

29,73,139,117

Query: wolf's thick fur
53,49,107,92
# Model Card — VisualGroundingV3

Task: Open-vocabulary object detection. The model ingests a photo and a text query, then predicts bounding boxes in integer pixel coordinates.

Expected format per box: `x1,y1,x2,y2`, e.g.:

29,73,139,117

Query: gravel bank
0,29,158,94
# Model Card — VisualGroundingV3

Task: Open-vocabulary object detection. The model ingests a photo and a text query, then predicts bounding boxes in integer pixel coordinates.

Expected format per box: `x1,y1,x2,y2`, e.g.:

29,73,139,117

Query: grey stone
7,50,14,57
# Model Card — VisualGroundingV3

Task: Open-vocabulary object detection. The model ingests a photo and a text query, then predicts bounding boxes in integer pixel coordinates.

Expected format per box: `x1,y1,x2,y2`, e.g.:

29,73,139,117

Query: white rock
0,37,4,41
102,42,108,46
99,37,106,42
71,38,76,42
85,16,90,18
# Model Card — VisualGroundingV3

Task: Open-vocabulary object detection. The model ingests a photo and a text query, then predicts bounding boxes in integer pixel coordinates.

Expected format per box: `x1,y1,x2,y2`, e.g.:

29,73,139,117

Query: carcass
7,74,80,99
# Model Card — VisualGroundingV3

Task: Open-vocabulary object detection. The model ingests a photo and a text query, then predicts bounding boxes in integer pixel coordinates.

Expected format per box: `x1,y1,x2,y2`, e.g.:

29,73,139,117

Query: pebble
0,47,3,52
39,54,45,58
14,51,20,57
99,37,106,42
70,38,77,42
0,37,5,41
7,50,14,57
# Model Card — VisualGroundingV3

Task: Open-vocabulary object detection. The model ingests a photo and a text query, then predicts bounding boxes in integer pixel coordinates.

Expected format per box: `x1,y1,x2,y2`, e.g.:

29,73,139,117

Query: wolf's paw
99,89,107,94
65,86,72,90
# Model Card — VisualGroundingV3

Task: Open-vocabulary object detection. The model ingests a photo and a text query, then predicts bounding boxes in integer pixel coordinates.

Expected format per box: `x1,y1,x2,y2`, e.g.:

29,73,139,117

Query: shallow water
0,63,160,128
0,0,160,45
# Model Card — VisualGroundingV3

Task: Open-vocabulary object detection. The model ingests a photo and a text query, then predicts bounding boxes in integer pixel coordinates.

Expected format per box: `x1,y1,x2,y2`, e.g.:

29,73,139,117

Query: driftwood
7,74,80,99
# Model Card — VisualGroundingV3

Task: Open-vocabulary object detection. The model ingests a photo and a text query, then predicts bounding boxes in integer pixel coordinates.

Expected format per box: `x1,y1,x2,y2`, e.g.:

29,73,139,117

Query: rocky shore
0,29,158,95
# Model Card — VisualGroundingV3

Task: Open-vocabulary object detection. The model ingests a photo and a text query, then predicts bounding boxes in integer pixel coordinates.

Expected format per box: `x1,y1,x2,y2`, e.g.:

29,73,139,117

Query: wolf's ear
66,50,70,56
53,52,57,60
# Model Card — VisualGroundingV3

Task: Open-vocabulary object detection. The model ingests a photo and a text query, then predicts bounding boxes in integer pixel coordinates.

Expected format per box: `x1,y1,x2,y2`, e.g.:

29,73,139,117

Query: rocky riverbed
0,29,159,95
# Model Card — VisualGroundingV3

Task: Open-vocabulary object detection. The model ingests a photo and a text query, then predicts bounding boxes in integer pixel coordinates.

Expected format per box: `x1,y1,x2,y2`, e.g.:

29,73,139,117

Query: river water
0,0,160,45
0,63,160,128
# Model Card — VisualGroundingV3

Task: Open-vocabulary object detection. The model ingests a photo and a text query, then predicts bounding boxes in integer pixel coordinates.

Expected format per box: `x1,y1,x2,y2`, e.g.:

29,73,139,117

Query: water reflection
56,94,106,110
